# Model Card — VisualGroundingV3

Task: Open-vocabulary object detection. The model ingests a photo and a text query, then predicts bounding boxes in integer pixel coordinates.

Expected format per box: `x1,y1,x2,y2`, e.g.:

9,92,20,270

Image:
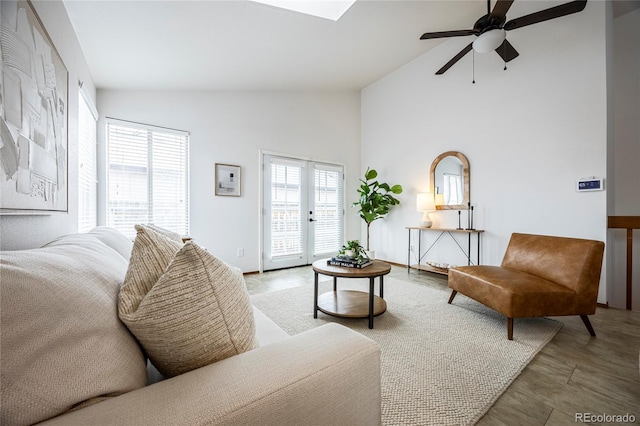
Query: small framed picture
215,163,241,196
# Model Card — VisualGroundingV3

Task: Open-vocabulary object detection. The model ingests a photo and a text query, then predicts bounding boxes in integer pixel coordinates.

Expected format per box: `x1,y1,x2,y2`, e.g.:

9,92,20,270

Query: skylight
250,0,356,21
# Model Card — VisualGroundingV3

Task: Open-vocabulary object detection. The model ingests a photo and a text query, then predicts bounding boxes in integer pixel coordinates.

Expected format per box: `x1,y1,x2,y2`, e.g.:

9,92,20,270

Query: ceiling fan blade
435,43,473,75
504,0,587,31
494,39,519,62
490,0,515,19
420,29,476,40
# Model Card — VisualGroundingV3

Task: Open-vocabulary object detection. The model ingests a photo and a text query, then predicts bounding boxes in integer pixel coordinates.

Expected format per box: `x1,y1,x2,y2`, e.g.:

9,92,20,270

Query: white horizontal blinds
77,90,97,232
150,130,189,233
270,158,304,258
107,123,149,238
313,164,343,255
106,120,189,239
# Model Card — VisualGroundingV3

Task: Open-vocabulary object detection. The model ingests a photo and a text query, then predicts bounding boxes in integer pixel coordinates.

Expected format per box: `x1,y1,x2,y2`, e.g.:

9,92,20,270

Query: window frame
105,118,190,239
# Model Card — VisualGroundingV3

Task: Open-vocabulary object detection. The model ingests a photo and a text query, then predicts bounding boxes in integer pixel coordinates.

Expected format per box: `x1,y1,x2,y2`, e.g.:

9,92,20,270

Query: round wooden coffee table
312,259,391,329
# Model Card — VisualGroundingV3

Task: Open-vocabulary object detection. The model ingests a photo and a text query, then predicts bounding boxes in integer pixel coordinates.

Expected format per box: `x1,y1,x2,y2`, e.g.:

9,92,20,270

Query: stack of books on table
327,256,373,269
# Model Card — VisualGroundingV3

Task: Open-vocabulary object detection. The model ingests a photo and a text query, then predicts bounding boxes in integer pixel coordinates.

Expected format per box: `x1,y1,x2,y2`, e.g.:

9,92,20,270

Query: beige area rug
251,276,562,426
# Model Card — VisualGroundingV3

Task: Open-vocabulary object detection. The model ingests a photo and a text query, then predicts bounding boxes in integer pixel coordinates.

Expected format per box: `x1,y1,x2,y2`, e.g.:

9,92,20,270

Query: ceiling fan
420,0,587,75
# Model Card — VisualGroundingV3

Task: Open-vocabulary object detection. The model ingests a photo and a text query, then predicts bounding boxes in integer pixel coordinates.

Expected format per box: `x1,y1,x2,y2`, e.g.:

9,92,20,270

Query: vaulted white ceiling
64,0,636,91
63,0,490,91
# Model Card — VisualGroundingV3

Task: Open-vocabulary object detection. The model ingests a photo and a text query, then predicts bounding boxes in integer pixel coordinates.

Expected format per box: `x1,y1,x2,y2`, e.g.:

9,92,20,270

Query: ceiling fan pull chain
503,40,507,71
472,49,476,84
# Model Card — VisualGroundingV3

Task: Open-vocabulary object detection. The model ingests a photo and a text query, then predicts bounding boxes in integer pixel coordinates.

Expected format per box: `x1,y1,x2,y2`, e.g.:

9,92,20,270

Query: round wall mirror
430,151,470,210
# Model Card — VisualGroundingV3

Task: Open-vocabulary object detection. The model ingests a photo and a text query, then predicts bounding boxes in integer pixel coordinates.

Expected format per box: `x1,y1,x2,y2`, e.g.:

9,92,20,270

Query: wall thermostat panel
576,177,604,192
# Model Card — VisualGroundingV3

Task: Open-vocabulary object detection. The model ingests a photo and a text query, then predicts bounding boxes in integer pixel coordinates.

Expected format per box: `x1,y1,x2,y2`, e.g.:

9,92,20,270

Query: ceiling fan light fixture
472,29,506,53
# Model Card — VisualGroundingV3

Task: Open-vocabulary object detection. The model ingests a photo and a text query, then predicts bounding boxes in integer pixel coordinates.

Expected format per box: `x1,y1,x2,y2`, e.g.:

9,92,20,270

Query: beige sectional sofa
1,227,381,425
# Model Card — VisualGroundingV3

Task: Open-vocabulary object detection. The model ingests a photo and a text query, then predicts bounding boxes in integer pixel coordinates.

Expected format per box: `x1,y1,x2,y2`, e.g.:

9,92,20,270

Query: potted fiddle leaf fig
352,168,403,255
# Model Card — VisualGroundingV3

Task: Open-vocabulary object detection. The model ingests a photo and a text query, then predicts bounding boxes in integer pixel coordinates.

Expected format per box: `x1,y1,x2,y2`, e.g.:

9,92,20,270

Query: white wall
97,90,361,272
361,1,609,301
0,0,97,250
607,7,640,310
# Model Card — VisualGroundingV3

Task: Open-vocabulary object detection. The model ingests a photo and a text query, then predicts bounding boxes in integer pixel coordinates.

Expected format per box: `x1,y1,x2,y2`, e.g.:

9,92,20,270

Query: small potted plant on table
329,240,372,268
339,240,368,262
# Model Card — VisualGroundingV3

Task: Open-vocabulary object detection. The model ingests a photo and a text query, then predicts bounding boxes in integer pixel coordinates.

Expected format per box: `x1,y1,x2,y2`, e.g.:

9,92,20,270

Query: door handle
309,218,315,222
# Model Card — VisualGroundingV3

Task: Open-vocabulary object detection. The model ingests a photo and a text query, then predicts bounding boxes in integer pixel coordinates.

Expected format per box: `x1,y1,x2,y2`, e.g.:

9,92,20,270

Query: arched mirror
430,151,470,210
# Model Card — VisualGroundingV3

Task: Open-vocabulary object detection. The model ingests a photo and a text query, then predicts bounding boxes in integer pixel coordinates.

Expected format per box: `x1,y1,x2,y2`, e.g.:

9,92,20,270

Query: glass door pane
262,155,343,271
309,164,343,262
263,156,307,270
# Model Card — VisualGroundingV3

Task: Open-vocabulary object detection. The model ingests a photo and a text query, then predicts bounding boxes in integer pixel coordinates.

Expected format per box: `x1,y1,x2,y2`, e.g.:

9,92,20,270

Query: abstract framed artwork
0,0,69,214
215,163,241,197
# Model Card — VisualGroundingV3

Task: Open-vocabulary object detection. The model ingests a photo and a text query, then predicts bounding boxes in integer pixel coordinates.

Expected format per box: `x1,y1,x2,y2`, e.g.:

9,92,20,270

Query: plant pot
344,249,355,258
365,250,376,260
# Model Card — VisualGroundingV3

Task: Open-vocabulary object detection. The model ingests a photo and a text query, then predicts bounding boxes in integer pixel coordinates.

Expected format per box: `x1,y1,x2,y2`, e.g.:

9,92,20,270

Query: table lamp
416,193,436,228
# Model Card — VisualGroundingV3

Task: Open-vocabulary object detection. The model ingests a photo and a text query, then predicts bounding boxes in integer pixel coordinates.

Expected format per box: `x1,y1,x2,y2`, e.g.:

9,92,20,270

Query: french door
263,154,344,271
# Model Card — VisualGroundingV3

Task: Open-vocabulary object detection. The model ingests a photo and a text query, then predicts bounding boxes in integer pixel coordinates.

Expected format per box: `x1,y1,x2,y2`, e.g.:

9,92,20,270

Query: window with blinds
77,88,98,233
106,120,189,239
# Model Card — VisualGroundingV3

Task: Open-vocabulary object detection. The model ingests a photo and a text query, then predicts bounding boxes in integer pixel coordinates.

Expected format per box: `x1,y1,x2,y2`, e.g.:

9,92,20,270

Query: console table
406,227,484,275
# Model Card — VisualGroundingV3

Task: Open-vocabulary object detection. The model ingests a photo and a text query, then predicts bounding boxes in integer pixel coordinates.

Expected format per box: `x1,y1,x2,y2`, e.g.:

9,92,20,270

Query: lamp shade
416,193,435,212
472,29,506,53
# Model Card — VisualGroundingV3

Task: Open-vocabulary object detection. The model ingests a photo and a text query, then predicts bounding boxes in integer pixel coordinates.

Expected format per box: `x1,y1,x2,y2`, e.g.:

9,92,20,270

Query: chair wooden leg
507,317,513,340
580,315,596,337
448,290,457,304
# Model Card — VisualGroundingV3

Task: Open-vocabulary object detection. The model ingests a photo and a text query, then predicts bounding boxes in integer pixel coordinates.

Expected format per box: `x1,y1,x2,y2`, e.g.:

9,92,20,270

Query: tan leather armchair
448,233,605,340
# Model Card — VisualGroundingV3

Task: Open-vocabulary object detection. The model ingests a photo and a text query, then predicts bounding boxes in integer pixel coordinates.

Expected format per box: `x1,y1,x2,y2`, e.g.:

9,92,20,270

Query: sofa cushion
119,239,258,378
0,236,147,426
86,226,135,260
253,306,290,347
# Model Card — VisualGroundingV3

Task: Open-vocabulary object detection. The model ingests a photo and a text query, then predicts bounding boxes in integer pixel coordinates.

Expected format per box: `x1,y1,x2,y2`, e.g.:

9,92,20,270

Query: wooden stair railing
608,216,640,310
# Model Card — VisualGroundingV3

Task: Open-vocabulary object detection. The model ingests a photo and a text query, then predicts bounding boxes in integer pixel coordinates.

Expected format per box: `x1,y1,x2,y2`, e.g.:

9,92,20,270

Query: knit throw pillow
119,228,258,377
118,225,184,316
146,224,184,243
